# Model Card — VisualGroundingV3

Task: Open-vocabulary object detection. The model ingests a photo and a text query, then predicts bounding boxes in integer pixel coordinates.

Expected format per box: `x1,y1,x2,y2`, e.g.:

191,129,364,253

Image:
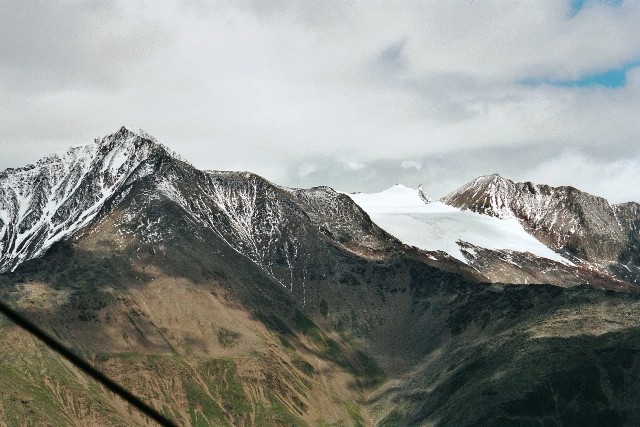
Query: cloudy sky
1,0,639,202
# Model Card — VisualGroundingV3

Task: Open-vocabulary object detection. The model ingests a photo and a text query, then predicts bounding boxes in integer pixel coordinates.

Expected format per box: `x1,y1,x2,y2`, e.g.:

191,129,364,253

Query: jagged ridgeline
1,127,640,426
443,174,640,269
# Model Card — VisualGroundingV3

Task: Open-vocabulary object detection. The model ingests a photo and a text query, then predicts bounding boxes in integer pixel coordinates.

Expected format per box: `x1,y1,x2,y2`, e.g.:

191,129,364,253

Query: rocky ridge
2,129,640,426
443,174,640,283
1,127,401,298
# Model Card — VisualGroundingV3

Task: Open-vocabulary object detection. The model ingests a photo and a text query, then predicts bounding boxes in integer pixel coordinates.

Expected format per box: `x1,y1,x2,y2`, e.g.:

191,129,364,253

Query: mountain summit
443,174,640,282
0,127,170,272
1,127,395,294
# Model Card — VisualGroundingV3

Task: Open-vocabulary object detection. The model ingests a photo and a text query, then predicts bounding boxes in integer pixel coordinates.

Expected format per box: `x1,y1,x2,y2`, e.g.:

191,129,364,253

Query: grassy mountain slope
2,132,640,426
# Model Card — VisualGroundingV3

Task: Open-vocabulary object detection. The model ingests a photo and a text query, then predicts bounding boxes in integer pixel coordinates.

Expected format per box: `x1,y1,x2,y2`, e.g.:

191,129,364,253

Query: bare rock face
443,174,640,282
0,127,166,272
4,129,639,288
0,127,401,300
614,202,640,264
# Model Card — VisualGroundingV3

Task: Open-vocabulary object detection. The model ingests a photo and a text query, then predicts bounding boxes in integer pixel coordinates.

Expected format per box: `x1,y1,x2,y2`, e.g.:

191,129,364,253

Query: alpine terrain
1,127,640,426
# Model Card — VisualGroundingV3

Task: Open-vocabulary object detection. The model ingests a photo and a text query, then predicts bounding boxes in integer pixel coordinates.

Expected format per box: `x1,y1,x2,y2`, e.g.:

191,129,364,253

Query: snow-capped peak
442,174,638,264
441,174,517,219
348,183,573,266
348,184,433,214
96,125,149,142
0,127,168,272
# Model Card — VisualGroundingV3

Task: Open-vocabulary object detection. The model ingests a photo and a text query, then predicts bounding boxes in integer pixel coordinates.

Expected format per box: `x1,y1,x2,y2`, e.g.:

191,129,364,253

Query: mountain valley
1,128,640,426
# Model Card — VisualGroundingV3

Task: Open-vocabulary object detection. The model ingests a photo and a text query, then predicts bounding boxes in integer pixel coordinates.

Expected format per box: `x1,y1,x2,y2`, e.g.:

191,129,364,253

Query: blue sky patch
570,0,623,17
521,61,640,88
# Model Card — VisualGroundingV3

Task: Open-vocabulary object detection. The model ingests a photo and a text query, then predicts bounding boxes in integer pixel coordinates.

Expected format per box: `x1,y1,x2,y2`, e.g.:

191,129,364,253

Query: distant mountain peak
348,184,434,215
378,184,433,203
478,172,509,181
443,174,639,264
116,124,135,135
95,126,154,148
96,126,192,167
443,174,517,219
0,127,176,272
381,184,415,194
113,125,150,139
475,173,516,189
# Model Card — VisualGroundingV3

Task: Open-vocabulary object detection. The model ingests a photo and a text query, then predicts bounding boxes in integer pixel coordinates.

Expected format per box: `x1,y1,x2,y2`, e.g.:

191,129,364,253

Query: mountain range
1,127,639,426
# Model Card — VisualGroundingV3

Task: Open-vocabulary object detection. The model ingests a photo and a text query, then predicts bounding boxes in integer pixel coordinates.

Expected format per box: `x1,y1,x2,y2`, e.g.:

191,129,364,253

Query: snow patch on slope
348,185,573,265
0,127,161,272
349,184,432,213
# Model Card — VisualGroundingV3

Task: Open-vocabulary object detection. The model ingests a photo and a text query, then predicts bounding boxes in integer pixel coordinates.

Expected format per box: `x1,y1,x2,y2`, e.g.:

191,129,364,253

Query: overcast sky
1,0,639,202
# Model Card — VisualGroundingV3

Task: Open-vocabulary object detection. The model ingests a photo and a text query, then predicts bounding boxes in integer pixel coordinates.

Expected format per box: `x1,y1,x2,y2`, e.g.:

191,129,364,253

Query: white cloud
525,152,640,204
344,161,365,171
0,1,639,201
297,163,318,178
401,160,422,170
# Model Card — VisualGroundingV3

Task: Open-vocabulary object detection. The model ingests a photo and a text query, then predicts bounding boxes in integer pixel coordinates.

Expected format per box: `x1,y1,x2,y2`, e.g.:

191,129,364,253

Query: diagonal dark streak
0,299,177,427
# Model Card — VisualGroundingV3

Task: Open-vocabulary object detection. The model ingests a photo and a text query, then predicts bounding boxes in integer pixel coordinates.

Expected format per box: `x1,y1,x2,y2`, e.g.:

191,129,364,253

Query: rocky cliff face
442,174,624,260
4,130,639,288
0,127,399,297
0,127,170,272
614,202,640,263
443,174,640,283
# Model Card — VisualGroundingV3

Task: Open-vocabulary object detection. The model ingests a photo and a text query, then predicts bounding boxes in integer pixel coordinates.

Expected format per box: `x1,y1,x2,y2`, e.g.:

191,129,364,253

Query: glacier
348,184,573,265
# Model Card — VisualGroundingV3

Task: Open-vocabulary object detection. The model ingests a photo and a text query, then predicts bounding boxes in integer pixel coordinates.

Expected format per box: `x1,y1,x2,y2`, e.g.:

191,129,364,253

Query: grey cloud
0,0,169,92
377,38,408,70
184,0,350,27
1,1,639,203
284,148,640,204
242,0,350,26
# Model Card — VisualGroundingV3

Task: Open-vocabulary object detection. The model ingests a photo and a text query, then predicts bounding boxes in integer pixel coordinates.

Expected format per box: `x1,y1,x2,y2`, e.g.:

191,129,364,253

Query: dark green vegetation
3,233,640,426
374,285,640,426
